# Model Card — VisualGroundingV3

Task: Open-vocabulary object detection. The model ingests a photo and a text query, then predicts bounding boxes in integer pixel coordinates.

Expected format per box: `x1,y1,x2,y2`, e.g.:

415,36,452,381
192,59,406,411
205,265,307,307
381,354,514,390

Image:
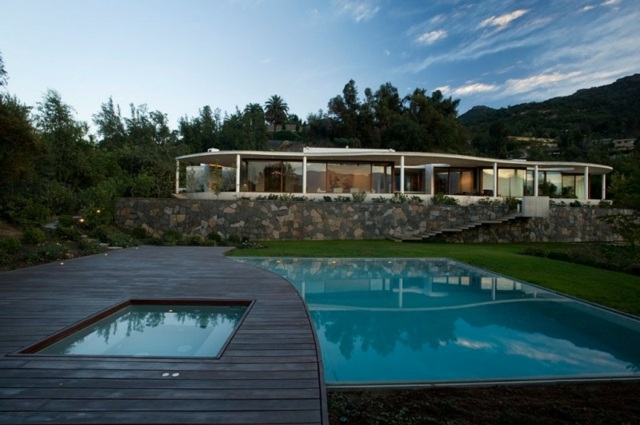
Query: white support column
175,160,180,195
602,174,607,200
492,162,498,197
235,154,241,193
428,165,435,195
302,156,307,194
400,155,405,194
583,167,589,200
534,165,539,196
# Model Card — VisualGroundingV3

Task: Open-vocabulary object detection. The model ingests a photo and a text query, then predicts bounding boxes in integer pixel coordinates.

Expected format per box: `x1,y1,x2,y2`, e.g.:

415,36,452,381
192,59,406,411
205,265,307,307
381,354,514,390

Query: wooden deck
0,246,328,424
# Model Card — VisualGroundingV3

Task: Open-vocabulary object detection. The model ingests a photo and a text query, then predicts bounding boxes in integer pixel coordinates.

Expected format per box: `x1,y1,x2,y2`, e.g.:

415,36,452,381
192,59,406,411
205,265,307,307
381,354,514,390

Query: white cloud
415,30,447,45
581,5,596,12
504,71,581,95
602,0,619,6
479,9,528,30
452,82,500,96
333,0,380,23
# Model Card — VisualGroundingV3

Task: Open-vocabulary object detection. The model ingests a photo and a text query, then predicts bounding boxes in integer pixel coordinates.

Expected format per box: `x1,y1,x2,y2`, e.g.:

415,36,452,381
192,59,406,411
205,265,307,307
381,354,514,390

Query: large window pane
306,162,327,193
449,171,460,194
460,170,474,194
372,164,392,193
327,163,371,193
562,175,576,198
574,175,585,199
525,170,535,196
242,160,284,192
435,171,449,194
482,169,494,196
539,171,561,197
498,169,525,197
283,161,303,193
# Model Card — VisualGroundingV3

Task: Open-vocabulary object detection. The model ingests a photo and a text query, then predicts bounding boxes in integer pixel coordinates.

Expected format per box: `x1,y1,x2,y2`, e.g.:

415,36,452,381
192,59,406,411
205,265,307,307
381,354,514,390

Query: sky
1,0,639,131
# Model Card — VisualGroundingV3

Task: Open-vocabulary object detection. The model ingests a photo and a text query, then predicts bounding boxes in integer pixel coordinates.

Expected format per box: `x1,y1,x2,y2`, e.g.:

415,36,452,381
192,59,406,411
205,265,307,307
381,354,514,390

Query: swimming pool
236,257,640,386
25,300,250,358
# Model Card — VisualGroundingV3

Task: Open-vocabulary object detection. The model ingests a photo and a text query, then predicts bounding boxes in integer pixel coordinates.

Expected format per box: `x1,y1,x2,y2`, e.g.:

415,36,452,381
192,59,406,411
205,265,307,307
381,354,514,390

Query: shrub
208,232,222,244
477,197,501,206
58,215,75,227
90,225,114,244
599,200,612,208
5,196,51,226
55,226,83,242
409,195,423,204
22,227,46,245
431,193,459,206
0,237,21,254
504,196,521,211
132,227,148,239
279,193,307,202
569,200,583,207
105,232,136,248
26,242,67,263
390,192,409,204
351,191,367,203
371,196,387,203
162,230,183,246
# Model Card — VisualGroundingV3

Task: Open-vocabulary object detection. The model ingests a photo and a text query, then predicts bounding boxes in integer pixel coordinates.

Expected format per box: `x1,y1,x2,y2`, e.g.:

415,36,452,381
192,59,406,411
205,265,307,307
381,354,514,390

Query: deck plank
0,246,328,424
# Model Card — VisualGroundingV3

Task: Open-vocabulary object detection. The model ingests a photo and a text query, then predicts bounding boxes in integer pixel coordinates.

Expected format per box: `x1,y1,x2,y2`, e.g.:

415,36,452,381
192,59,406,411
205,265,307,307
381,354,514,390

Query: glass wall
395,169,424,192
435,168,476,195
241,160,302,193
525,170,535,196
306,162,327,193
497,169,525,197
538,171,561,197
327,163,372,193
481,169,494,196
561,174,586,199
372,164,393,194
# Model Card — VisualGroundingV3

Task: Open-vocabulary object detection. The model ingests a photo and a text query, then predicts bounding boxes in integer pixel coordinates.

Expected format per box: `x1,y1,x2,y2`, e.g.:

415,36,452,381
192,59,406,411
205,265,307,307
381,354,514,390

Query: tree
264,95,288,131
35,90,92,190
242,103,267,150
0,94,42,208
178,105,221,153
0,51,7,87
93,97,126,150
328,80,360,140
372,82,402,148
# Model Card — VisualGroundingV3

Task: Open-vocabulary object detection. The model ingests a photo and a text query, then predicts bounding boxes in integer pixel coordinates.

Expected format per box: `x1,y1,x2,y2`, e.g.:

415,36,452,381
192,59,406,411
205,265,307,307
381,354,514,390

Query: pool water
35,303,248,358
237,257,640,385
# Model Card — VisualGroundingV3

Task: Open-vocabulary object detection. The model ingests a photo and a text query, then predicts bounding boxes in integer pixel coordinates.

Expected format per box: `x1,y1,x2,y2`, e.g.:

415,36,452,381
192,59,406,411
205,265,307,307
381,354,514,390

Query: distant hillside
459,74,640,140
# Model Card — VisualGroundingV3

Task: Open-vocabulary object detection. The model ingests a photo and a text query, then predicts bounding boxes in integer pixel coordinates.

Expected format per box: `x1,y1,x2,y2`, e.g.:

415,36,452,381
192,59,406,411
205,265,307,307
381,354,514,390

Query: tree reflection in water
236,257,640,383
47,305,246,356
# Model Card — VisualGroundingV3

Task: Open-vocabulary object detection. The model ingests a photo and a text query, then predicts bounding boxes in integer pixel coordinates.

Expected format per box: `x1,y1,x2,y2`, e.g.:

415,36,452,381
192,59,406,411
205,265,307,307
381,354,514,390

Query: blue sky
1,0,638,130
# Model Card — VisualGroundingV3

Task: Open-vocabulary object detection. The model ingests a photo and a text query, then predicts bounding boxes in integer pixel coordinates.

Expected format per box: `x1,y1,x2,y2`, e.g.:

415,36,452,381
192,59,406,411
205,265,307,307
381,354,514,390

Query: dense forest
1,50,640,234
460,74,640,161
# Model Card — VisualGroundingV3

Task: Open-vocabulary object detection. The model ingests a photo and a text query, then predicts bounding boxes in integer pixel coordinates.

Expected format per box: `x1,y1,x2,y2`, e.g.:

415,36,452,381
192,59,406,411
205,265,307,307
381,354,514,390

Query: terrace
0,247,328,424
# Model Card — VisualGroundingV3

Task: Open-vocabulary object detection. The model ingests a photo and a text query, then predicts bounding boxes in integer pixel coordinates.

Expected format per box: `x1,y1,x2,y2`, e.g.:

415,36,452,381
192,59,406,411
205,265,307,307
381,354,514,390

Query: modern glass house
176,148,612,201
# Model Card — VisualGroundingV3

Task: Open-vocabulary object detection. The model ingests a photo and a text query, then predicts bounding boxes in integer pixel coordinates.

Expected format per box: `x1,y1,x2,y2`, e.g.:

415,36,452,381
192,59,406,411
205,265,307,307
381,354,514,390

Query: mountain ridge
459,74,640,140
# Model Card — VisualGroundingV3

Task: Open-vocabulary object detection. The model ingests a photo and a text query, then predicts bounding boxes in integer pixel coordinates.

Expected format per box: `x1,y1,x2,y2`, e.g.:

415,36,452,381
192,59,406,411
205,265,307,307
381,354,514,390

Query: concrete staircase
391,211,522,242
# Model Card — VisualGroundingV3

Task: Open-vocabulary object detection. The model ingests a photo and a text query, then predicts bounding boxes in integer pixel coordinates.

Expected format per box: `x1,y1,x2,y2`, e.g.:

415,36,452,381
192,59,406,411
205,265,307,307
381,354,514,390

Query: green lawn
229,241,640,316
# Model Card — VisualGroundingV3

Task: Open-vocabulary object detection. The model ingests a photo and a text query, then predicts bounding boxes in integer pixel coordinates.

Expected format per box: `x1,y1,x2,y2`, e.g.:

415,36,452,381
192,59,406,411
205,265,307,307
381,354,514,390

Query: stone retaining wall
115,198,625,243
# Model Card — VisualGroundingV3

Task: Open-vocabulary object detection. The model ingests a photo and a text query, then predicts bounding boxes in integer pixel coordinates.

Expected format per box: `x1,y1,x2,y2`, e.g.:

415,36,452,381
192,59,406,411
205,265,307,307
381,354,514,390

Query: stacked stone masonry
115,198,625,243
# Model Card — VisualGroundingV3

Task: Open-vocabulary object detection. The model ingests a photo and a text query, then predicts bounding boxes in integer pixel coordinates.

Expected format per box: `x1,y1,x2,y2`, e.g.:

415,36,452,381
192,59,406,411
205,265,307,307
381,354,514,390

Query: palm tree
264,95,289,132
